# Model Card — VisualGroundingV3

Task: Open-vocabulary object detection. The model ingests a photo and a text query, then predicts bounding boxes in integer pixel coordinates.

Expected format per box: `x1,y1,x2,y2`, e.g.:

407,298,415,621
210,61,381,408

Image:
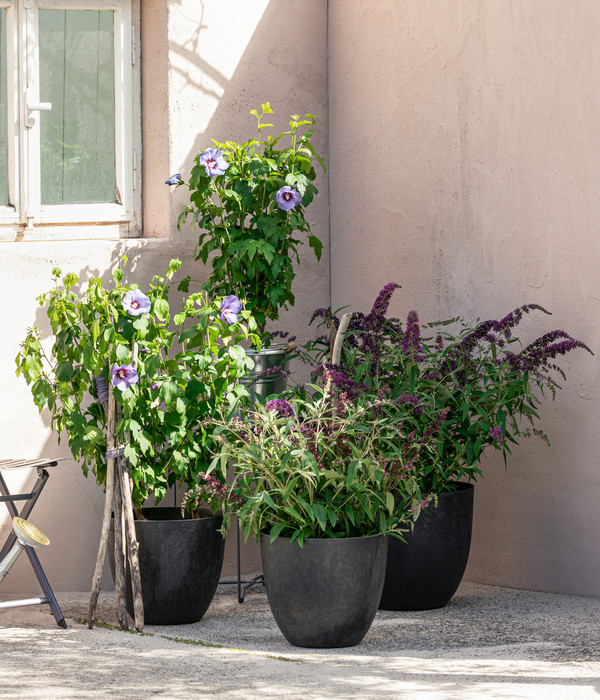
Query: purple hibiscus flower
199,148,229,177
165,173,182,186
276,186,302,211
220,295,242,324
110,364,139,391
122,289,151,316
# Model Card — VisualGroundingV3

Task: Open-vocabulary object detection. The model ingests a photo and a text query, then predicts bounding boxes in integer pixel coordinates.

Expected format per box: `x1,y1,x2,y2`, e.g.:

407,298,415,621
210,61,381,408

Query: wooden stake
332,313,353,366
113,467,128,630
87,384,116,629
121,340,144,632
89,343,144,631
118,454,144,631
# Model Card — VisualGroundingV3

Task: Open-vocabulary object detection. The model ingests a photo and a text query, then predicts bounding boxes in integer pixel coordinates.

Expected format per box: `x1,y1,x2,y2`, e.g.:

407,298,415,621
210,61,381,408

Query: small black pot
109,507,225,625
261,533,388,648
379,482,474,611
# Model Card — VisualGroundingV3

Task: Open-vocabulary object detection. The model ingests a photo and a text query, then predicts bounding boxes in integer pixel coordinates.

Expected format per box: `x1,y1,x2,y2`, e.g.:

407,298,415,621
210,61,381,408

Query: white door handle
26,102,52,128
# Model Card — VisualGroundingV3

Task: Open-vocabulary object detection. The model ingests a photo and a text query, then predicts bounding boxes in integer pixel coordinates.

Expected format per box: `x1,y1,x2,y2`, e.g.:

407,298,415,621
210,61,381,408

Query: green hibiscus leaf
154,298,170,322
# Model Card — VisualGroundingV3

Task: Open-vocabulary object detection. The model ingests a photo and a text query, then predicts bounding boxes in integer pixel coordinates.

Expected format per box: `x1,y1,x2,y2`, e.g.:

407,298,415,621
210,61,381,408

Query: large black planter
109,507,225,625
379,482,474,611
260,533,388,648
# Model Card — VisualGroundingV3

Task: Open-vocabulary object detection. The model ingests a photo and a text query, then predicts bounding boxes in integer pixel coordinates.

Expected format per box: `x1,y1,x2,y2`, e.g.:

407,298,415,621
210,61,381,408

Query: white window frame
0,0,141,241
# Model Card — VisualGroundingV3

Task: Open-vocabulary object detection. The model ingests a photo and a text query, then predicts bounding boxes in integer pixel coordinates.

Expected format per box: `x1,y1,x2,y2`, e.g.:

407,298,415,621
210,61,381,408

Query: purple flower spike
313,364,367,401
276,186,302,211
165,173,182,186
199,148,229,177
110,364,139,391
369,283,401,324
265,399,294,418
490,426,504,444
220,295,242,325
403,310,424,363
122,289,151,316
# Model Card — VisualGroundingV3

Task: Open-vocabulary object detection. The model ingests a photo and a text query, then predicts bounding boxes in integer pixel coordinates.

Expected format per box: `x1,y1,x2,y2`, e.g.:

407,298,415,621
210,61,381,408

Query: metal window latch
26,101,52,128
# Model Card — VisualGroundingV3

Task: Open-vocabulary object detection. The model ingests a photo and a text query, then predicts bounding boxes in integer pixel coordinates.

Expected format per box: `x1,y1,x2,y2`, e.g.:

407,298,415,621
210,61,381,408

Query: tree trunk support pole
87,385,116,629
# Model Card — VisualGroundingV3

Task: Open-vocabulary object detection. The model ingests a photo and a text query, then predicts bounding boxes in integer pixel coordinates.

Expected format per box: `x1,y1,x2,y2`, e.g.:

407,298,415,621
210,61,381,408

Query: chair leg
23,547,67,628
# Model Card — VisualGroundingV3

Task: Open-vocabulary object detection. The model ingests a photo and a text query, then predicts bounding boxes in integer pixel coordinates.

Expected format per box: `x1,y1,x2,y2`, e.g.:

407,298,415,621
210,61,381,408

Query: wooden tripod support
87,345,144,631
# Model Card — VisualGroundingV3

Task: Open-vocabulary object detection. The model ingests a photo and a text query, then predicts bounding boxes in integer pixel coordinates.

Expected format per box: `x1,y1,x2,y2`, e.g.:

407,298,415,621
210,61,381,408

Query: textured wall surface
1,0,328,593
329,0,600,595
4,0,600,598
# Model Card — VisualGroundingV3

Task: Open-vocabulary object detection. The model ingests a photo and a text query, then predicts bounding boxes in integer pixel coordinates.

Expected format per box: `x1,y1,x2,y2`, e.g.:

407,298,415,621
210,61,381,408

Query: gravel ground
1,580,600,699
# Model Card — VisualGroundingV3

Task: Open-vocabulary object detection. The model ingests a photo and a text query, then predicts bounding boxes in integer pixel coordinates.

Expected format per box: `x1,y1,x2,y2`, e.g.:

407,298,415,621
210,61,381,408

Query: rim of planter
244,346,290,356
260,531,386,543
135,506,221,522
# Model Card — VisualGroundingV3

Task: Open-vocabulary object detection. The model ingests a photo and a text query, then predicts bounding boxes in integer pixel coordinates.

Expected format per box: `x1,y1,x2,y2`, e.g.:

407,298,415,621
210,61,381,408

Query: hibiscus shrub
169,102,326,336
16,257,258,511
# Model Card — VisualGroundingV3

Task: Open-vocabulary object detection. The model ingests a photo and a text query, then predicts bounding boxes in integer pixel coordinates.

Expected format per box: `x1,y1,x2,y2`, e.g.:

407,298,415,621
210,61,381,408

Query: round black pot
379,482,474,611
260,533,388,648
109,507,225,625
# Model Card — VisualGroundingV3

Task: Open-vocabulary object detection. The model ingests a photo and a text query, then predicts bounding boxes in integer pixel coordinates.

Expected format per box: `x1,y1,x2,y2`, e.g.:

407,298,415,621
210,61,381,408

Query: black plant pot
261,533,388,648
109,507,225,625
379,482,474,611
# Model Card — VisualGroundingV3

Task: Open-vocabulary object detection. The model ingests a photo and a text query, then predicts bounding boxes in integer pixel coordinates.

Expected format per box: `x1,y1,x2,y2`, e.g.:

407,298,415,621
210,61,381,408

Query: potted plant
305,285,593,610
206,372,445,648
16,257,258,627
166,102,325,401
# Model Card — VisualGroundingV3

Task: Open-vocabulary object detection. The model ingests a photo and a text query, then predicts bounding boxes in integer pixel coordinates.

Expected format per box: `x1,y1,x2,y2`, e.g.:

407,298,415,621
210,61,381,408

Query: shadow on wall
164,0,330,343
3,0,329,595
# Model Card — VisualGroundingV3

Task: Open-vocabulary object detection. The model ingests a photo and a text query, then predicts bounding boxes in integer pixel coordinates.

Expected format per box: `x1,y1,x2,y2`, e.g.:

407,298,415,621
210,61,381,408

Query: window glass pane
39,10,116,205
0,9,8,206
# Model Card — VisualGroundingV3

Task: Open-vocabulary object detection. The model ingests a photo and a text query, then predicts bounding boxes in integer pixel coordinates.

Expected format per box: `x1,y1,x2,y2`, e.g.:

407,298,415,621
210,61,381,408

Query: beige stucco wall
329,0,600,595
0,0,328,594
5,0,600,601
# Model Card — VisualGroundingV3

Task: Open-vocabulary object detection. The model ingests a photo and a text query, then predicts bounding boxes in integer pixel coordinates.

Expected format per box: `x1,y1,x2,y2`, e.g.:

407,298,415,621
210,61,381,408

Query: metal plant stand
218,518,264,603
220,350,293,602
0,458,66,628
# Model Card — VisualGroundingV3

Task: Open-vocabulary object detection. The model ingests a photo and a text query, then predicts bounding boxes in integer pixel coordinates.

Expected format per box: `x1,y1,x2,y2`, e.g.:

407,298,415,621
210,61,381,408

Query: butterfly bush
171,102,325,337
16,257,259,513
208,370,446,546
303,286,593,492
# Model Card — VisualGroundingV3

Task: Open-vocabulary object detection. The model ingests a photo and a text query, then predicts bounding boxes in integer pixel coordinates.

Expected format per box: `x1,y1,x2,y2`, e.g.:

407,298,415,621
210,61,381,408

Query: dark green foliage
176,103,325,335
16,257,259,509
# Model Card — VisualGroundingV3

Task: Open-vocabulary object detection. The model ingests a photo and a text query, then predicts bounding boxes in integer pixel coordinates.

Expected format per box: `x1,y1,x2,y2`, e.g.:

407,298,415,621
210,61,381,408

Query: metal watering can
0,517,50,584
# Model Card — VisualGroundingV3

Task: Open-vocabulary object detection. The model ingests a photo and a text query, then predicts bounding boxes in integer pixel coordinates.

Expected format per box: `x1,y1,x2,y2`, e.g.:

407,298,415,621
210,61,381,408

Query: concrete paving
1,580,600,698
